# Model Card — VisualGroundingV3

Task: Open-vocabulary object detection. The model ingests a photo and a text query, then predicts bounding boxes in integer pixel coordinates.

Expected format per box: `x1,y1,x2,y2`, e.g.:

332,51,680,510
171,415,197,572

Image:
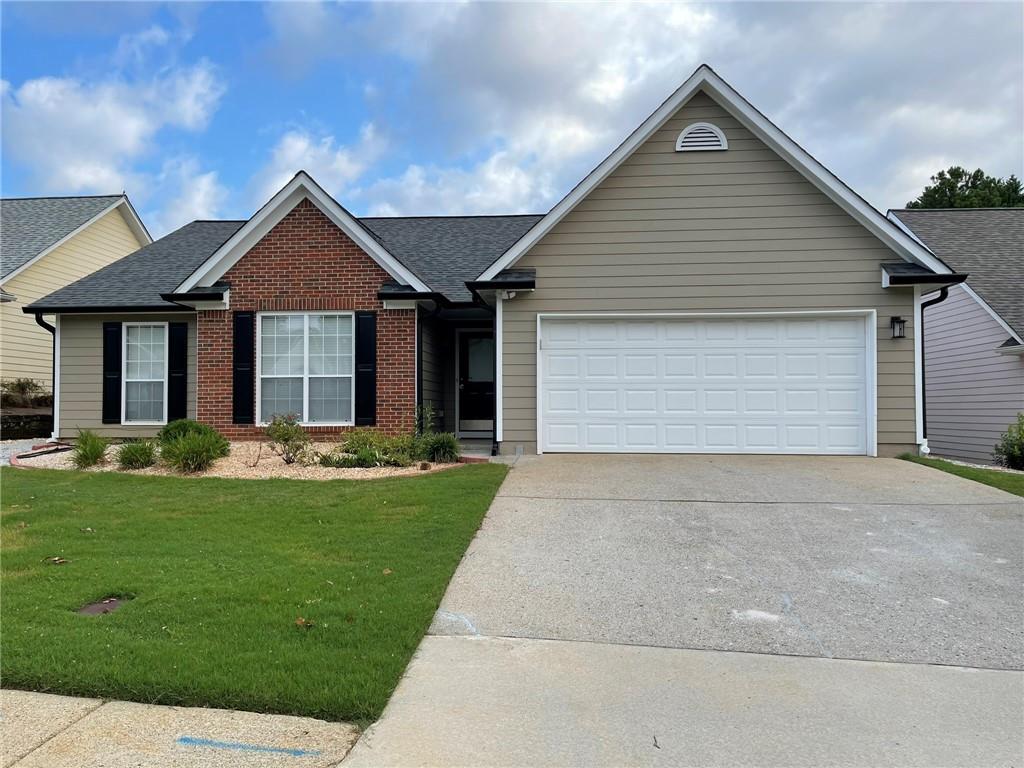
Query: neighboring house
26,65,966,457
1,195,151,388
888,208,1023,463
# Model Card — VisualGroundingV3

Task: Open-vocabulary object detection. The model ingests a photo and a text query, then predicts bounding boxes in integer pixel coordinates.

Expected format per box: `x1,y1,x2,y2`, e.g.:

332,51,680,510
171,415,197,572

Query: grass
0,464,507,724
900,454,1024,497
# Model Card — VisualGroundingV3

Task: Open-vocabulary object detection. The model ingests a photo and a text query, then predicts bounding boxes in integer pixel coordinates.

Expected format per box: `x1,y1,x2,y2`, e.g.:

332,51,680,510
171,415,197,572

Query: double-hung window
123,323,168,424
258,313,354,424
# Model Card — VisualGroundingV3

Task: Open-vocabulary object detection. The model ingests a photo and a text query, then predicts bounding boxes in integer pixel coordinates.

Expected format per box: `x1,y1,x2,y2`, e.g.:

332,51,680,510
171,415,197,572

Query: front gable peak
479,64,950,280
175,171,430,294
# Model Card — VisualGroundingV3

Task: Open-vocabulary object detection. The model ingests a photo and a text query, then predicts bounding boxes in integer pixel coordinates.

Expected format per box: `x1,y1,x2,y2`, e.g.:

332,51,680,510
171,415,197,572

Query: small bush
420,432,460,463
265,414,310,465
157,419,229,455
116,440,156,470
72,429,108,469
994,412,1024,470
161,431,227,474
317,448,377,469
1,378,44,408
415,403,438,437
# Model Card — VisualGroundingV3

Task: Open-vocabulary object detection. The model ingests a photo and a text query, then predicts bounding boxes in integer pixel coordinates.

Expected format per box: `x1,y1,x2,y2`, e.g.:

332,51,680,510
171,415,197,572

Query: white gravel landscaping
14,441,460,480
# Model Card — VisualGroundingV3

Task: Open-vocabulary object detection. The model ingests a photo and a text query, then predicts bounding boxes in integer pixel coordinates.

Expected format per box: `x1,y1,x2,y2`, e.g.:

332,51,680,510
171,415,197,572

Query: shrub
157,419,229,457
116,440,156,470
419,432,460,463
1,378,43,408
340,430,416,467
994,412,1024,470
72,429,108,469
415,403,438,436
265,414,310,465
317,447,377,469
161,431,227,474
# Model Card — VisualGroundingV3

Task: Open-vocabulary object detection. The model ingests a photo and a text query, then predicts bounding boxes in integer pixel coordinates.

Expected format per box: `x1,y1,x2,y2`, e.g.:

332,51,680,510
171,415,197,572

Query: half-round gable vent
675,122,728,152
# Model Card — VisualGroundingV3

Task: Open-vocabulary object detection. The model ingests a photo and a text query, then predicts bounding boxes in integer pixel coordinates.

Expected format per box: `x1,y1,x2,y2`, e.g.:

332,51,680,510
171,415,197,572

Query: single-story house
26,65,968,457
888,208,1023,463
2,195,150,389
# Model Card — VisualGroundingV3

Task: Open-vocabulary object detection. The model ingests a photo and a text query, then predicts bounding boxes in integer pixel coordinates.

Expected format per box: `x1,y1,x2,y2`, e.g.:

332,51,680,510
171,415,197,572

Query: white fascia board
480,65,951,281
2,197,151,285
175,172,430,293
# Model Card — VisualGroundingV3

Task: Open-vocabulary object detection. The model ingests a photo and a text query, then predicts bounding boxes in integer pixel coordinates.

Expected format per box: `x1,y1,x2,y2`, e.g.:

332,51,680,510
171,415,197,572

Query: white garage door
539,315,869,455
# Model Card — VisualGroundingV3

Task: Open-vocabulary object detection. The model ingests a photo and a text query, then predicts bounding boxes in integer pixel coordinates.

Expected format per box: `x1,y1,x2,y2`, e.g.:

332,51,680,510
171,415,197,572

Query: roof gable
26,220,243,312
1,195,150,281
479,64,950,280
175,171,430,293
889,208,1024,338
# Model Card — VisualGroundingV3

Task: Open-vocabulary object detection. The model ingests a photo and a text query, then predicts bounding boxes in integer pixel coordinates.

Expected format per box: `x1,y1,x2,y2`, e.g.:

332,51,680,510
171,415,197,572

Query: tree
906,166,1024,208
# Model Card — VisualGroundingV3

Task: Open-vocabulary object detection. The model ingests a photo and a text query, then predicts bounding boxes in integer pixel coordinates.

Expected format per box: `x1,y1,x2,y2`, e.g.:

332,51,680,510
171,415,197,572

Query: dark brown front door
458,331,494,436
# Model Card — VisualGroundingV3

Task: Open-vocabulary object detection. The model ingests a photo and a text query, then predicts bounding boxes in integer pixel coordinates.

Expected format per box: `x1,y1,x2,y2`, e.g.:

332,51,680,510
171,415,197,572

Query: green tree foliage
906,166,1024,209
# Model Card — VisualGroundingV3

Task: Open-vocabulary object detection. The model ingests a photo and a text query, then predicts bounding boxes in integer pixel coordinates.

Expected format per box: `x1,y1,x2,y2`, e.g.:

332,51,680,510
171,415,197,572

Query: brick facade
196,198,416,439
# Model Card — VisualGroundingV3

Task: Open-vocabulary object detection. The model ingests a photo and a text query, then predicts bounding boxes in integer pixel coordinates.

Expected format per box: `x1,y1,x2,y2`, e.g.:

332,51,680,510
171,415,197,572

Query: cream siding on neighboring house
1,207,145,386
924,284,1024,463
500,90,917,456
57,313,197,438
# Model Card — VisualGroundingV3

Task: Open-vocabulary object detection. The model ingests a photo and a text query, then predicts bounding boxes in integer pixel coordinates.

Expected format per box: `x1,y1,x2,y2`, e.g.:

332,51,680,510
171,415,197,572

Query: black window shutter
101,322,122,424
167,322,188,422
354,311,377,426
232,311,255,424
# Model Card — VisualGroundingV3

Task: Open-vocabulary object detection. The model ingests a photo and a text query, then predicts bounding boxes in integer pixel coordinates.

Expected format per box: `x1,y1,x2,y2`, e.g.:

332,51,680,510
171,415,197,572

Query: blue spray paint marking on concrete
176,736,322,757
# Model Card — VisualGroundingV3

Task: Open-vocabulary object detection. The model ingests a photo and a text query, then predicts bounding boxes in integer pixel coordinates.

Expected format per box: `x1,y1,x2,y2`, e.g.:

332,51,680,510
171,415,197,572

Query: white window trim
255,311,355,427
121,321,169,426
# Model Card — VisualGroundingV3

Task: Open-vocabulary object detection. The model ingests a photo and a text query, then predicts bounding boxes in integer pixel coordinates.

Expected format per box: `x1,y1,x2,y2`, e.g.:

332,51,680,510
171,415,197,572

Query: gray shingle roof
27,213,545,310
27,220,245,311
1,195,125,279
890,208,1024,338
361,215,543,302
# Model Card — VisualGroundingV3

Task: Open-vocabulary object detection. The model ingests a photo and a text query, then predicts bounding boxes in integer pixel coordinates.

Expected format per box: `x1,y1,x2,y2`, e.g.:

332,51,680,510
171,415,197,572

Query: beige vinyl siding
0,207,145,387
58,313,197,439
500,89,917,456
923,284,1024,463
418,310,447,429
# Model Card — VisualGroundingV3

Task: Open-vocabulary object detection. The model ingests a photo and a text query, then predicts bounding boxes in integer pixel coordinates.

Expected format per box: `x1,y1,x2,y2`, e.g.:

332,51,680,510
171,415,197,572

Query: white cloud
148,156,228,236
264,1,1020,216
362,151,541,217
250,123,387,204
2,60,224,194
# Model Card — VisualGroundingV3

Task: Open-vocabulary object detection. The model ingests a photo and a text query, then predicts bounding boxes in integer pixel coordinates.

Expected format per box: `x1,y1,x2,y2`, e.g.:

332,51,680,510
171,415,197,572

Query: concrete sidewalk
1,690,358,767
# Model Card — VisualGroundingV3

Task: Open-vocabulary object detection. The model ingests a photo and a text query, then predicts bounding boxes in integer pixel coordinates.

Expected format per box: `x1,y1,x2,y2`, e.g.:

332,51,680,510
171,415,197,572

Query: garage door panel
540,315,869,455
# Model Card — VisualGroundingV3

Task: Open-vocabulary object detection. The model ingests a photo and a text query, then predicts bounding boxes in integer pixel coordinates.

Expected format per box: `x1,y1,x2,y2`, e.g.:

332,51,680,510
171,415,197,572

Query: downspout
34,312,57,441
919,287,950,450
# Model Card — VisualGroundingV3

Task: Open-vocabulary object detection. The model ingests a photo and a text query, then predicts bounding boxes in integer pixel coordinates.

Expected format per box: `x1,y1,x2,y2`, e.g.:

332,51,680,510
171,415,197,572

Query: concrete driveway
347,456,1024,767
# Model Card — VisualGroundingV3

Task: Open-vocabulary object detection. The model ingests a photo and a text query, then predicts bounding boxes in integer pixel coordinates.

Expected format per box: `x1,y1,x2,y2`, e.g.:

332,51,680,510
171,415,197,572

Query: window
123,323,168,424
258,313,354,424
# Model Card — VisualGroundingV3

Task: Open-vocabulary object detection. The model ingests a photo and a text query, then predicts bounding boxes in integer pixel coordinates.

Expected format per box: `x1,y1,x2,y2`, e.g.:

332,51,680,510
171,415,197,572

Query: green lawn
900,454,1024,497
1,464,507,724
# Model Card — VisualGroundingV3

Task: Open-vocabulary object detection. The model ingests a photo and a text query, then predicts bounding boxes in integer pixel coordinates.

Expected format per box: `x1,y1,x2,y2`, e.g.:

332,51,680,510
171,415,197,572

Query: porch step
458,439,492,463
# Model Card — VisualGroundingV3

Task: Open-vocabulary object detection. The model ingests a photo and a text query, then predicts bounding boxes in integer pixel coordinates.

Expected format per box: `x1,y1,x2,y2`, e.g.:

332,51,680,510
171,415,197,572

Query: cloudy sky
2,1,1021,236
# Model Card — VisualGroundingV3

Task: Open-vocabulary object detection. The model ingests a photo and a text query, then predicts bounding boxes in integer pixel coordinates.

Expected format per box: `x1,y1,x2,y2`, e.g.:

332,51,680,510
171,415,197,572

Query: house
887,208,1023,463
25,65,967,456
1,195,151,389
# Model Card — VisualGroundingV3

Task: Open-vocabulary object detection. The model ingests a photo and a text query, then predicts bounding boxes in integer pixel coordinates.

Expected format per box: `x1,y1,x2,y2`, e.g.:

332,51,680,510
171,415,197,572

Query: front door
457,331,494,437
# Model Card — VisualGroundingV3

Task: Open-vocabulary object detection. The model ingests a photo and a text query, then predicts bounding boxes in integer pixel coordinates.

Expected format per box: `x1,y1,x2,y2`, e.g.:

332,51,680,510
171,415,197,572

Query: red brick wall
196,198,415,440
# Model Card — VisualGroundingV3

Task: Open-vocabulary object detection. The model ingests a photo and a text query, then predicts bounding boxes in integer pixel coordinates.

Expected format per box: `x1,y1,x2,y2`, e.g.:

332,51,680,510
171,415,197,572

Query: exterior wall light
890,316,906,339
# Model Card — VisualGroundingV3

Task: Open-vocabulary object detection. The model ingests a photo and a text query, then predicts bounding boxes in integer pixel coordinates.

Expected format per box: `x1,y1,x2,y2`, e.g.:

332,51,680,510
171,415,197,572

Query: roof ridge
1,193,123,201
359,213,545,220
890,207,1024,212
